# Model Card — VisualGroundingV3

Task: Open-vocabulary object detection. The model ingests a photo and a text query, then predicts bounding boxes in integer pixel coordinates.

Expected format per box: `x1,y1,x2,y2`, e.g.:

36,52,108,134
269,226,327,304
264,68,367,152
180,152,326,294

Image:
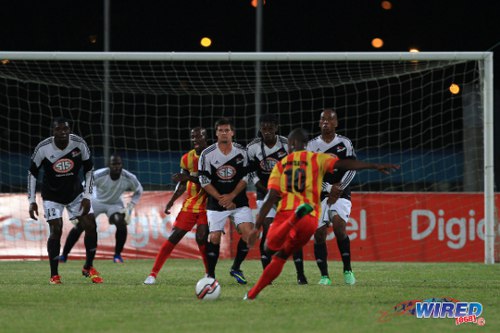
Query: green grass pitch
0,259,498,333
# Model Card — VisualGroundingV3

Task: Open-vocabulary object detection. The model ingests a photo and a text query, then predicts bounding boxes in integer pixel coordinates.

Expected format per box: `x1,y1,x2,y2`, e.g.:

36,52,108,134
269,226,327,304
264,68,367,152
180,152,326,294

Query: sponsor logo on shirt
260,157,279,172
216,165,236,180
53,158,75,173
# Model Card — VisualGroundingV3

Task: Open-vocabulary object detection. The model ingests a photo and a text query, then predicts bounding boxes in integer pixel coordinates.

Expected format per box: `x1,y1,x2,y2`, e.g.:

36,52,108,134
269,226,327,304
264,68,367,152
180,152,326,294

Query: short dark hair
259,113,278,125
288,128,309,145
52,116,69,126
215,117,234,131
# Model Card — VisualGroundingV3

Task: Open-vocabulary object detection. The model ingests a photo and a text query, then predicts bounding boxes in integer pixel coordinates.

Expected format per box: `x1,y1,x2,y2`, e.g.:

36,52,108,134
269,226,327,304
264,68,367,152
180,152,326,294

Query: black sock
84,232,98,269
314,242,329,277
337,236,352,272
206,242,220,278
47,238,60,276
260,225,270,269
293,249,305,276
62,224,83,257
115,225,127,256
232,238,249,271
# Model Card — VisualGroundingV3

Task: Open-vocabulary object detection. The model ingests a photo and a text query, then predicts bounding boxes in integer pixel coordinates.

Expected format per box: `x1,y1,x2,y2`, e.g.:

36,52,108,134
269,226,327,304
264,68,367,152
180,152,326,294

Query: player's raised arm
333,159,399,174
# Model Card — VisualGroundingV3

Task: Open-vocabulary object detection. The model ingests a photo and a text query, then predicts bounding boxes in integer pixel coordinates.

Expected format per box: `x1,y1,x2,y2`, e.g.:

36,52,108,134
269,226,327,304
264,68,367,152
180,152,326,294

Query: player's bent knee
169,228,187,244
314,226,328,243
238,222,255,236
110,212,125,225
209,231,222,244
332,217,347,237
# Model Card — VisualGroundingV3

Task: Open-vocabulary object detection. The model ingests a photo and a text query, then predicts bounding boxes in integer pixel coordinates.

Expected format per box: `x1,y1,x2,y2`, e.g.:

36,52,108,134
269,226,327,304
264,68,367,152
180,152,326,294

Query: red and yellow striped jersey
268,151,338,217
180,149,207,213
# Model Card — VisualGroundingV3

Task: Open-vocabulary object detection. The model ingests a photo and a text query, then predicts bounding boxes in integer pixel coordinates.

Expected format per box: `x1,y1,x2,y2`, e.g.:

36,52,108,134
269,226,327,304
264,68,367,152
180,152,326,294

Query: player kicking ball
244,128,398,300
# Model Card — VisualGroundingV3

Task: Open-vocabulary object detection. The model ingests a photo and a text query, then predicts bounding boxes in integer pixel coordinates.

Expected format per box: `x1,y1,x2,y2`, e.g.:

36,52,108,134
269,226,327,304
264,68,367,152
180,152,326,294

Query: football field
0,259,498,333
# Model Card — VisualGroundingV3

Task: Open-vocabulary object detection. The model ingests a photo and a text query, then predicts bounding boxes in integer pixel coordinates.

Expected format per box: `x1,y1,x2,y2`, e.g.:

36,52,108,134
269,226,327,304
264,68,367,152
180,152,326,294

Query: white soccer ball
195,277,221,300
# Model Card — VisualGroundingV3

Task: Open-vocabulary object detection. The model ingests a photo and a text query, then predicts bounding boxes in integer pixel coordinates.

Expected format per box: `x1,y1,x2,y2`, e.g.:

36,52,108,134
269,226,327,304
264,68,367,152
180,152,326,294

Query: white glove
122,203,135,224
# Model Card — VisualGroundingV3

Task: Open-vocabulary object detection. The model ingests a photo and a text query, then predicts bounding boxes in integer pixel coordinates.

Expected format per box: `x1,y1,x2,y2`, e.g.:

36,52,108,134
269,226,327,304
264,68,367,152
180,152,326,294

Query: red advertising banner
0,192,498,262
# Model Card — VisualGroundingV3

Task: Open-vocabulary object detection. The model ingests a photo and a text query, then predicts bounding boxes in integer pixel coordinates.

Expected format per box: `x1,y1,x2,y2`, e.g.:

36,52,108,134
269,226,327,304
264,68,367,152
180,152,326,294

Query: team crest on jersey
337,146,346,153
277,151,287,158
260,157,279,171
216,165,236,179
53,158,75,173
71,149,81,157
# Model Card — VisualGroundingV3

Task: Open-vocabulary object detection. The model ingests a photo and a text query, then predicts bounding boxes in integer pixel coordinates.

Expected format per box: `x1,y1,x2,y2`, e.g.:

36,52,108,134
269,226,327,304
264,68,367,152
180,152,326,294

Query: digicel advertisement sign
1,192,497,262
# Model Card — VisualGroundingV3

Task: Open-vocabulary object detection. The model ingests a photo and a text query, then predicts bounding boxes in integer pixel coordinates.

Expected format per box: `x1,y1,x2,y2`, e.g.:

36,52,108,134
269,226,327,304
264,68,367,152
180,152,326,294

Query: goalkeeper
59,154,143,263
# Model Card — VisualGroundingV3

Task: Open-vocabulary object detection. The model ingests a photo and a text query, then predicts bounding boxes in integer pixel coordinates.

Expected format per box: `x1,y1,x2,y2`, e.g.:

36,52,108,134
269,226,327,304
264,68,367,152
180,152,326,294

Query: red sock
151,240,175,277
247,256,286,299
198,243,209,274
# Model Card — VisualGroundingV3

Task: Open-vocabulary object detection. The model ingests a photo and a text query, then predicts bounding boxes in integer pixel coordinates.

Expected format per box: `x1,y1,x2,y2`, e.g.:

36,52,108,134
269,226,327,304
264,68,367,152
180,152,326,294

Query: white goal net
0,52,495,263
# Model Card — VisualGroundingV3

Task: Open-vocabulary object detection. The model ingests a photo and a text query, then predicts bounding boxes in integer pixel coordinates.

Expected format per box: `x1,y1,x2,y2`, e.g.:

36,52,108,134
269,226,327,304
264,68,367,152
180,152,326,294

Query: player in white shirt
60,154,143,263
247,113,308,285
198,118,255,284
28,117,103,284
307,108,357,285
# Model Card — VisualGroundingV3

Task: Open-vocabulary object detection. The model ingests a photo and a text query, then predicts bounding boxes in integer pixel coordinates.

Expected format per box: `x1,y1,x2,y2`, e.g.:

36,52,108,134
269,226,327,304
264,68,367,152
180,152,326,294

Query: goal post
0,51,495,263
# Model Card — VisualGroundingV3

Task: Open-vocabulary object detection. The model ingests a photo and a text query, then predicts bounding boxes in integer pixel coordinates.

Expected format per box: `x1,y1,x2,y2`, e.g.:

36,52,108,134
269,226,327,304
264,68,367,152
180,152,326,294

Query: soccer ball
195,277,221,300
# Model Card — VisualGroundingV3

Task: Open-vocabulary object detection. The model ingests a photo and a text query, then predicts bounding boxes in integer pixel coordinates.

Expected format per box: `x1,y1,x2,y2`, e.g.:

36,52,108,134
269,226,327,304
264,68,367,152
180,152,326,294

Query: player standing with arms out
144,127,209,285
59,153,143,263
307,108,357,285
28,117,103,284
244,128,398,300
247,114,308,284
199,118,255,284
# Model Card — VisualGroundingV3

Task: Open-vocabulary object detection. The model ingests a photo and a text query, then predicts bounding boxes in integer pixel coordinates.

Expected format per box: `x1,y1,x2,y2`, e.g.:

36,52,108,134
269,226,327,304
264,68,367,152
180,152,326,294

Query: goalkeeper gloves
122,202,135,224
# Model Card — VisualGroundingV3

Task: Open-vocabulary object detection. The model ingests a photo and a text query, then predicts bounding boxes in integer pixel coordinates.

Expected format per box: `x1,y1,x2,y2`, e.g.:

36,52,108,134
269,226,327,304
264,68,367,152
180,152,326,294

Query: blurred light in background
381,1,393,10
409,48,420,53
1,59,10,65
449,83,460,94
88,35,97,44
371,38,384,49
251,0,266,7
200,37,212,48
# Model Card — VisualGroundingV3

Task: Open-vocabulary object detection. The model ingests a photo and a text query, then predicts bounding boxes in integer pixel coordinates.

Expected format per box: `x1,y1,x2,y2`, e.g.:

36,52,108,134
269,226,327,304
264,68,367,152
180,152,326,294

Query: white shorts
318,197,352,229
256,200,277,219
43,193,94,222
92,199,124,218
207,206,254,232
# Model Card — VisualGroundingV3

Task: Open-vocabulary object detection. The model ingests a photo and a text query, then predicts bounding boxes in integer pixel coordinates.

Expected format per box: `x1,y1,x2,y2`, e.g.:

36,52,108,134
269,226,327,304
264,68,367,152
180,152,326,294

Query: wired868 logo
416,300,485,326
378,297,486,326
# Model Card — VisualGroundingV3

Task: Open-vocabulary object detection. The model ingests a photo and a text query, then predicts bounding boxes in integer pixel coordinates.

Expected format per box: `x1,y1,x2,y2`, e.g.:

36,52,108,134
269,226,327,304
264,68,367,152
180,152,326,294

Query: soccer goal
0,51,495,263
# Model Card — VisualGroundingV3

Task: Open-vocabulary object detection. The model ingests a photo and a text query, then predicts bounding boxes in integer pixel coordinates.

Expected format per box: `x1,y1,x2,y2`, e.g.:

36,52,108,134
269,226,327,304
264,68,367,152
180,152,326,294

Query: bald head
287,128,309,153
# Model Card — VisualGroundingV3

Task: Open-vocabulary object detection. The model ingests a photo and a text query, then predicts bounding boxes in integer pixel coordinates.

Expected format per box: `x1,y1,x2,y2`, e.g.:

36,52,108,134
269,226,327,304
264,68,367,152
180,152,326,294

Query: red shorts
174,211,208,231
266,210,317,255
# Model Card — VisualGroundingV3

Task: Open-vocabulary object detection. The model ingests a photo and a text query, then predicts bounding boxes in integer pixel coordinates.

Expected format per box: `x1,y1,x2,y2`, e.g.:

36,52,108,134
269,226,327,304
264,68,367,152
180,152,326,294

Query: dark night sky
0,0,499,190
1,0,499,54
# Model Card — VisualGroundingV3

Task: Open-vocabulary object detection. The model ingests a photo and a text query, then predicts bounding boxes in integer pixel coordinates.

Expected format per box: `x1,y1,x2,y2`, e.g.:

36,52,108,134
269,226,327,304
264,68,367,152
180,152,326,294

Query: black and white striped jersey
28,134,93,204
198,142,249,211
246,136,288,200
306,134,356,201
